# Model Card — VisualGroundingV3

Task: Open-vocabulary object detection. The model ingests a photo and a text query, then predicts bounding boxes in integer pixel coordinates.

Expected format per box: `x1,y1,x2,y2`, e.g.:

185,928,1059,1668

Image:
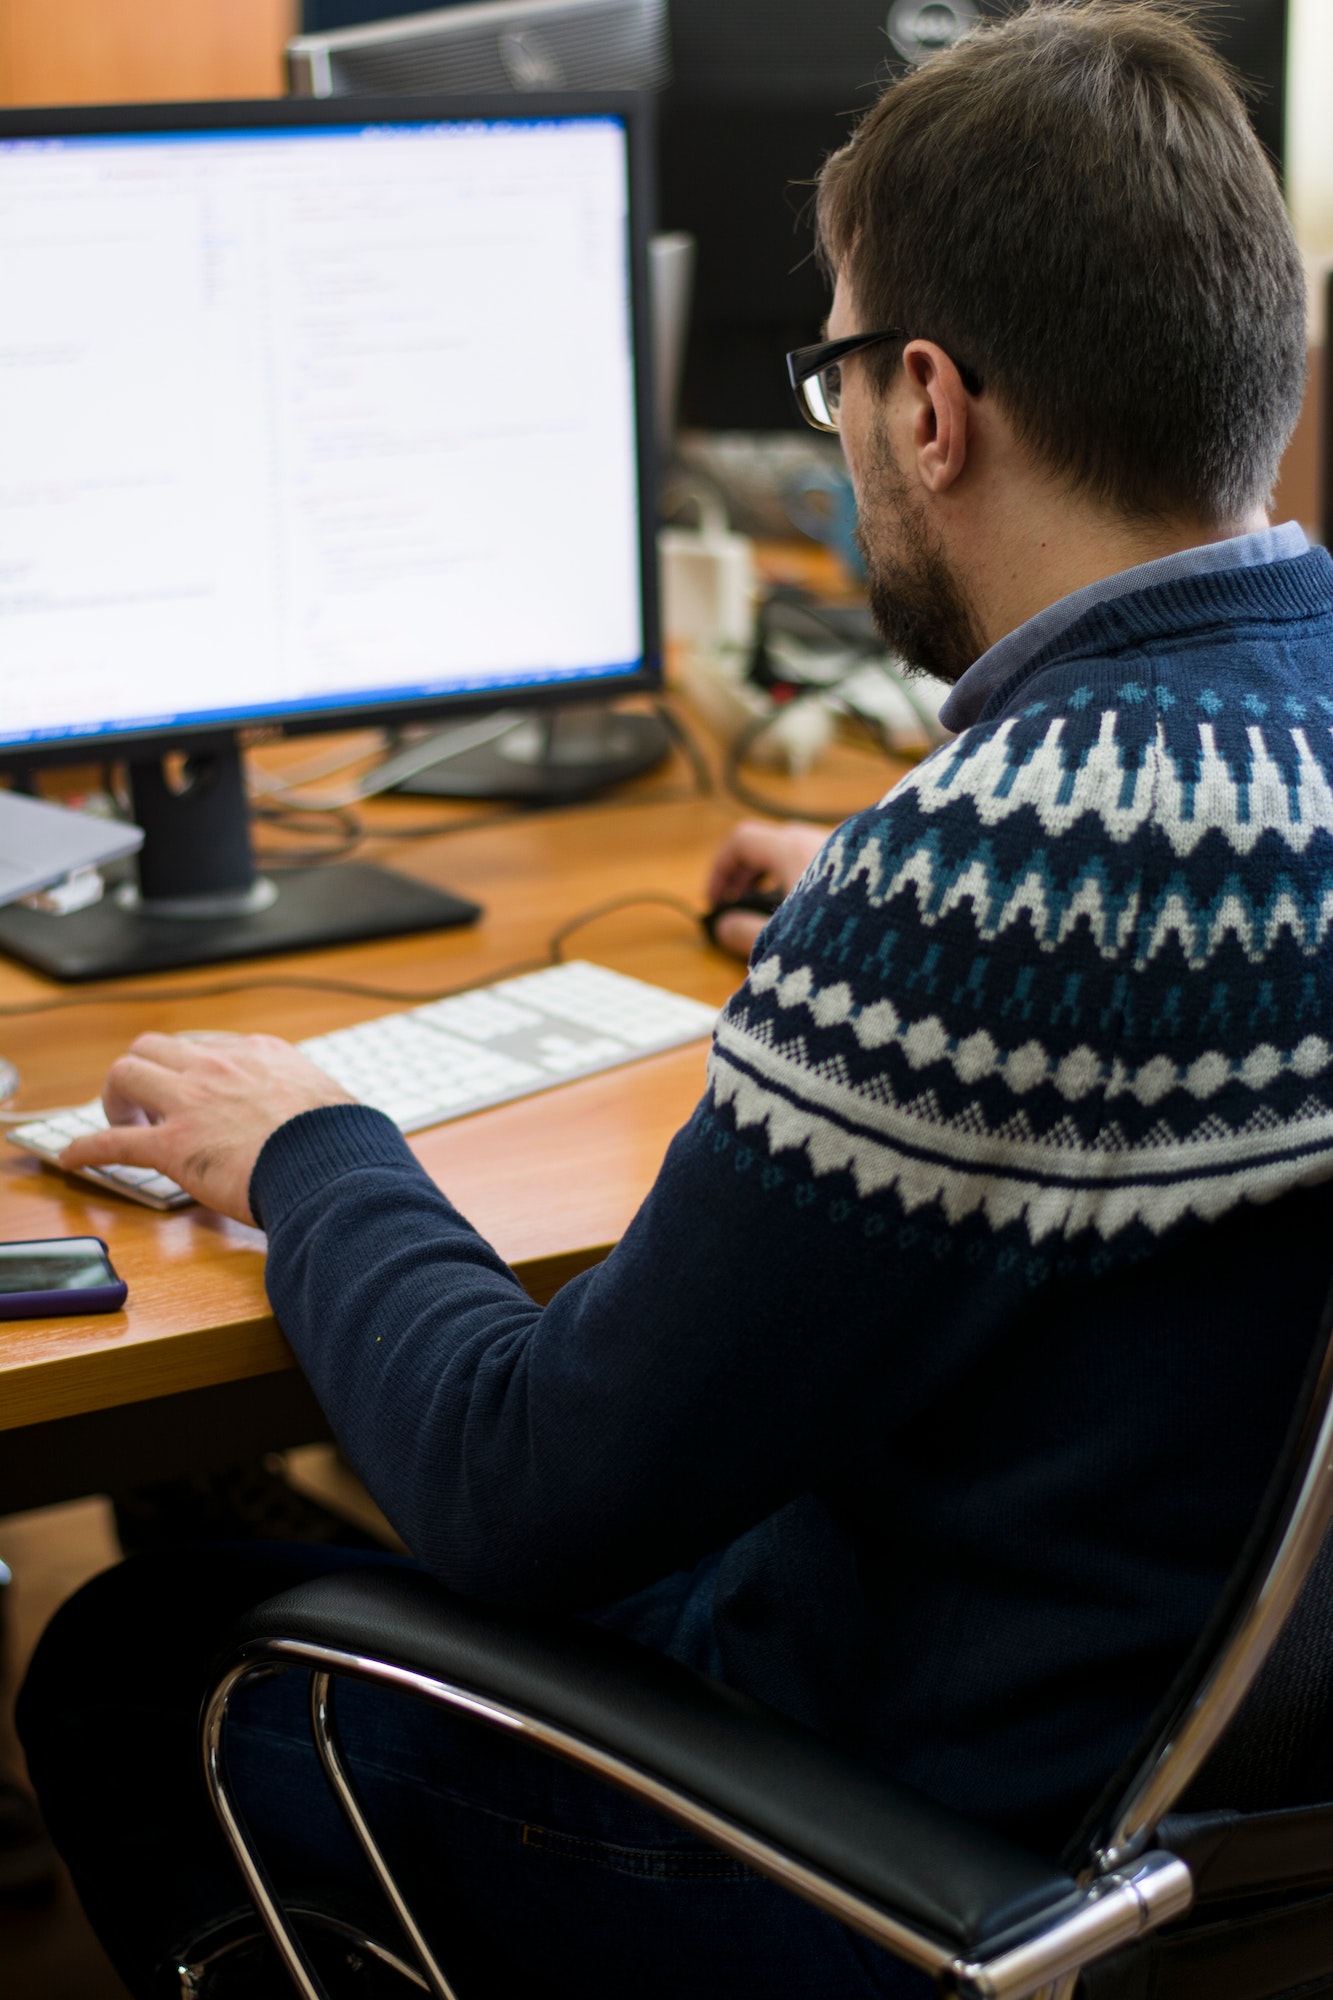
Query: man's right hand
704,820,832,959
58,1031,356,1226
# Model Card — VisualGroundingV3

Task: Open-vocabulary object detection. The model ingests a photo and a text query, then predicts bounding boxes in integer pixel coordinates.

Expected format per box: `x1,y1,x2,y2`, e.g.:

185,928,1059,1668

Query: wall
1271,351,1323,538
1265,0,1329,534
0,0,293,104
1289,0,1333,272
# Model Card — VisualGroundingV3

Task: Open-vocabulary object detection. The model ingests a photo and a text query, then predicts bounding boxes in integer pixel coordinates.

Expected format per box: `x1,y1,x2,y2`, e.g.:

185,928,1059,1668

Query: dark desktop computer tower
658,0,1289,430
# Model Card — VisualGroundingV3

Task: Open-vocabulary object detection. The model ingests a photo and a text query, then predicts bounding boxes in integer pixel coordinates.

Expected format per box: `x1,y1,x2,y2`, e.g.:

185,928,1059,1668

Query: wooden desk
0,729,899,1506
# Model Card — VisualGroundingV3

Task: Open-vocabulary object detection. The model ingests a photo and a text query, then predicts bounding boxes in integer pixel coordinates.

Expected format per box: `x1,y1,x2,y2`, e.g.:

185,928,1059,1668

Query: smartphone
0,1236,127,1319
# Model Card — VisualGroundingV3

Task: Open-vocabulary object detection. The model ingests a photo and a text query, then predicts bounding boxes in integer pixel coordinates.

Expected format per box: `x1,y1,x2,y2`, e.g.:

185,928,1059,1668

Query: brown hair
815,1,1306,524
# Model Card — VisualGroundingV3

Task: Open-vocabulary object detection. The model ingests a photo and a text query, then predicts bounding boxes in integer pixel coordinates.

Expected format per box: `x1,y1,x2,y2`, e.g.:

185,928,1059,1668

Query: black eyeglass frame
786,330,984,432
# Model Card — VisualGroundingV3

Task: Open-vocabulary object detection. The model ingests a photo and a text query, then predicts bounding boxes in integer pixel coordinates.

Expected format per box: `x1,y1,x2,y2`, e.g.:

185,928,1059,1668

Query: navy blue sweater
251,551,1333,1856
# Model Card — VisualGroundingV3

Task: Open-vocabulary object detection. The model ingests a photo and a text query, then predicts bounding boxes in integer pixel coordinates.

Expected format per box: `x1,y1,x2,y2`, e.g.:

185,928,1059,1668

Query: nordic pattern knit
251,551,1333,1857
719,552,1333,1245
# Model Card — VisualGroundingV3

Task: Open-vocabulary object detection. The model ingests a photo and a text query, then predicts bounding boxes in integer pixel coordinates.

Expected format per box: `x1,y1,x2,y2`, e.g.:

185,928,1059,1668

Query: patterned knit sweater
251,550,1333,1856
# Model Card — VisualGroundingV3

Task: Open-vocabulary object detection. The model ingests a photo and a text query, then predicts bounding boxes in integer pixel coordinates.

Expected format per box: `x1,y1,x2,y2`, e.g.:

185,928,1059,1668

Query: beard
853,432,987,686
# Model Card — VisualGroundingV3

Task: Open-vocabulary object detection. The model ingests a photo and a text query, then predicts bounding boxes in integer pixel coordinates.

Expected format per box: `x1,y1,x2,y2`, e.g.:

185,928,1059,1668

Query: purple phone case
0,1236,127,1319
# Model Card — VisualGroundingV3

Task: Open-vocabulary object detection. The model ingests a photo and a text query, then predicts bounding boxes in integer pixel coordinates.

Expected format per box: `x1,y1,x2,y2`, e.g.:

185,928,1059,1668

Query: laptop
0,790,142,909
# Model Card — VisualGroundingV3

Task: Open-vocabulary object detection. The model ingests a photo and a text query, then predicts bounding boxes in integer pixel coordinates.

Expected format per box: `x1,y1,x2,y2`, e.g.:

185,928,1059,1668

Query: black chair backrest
1182,1520,1333,1816
1068,1267,1333,1876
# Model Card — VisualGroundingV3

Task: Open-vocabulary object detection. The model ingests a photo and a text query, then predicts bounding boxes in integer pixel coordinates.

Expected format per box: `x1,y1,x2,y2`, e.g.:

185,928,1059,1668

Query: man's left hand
57,1032,357,1226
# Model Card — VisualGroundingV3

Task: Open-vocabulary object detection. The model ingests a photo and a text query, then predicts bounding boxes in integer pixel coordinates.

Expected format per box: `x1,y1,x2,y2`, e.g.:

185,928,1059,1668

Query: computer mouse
701,888,786,949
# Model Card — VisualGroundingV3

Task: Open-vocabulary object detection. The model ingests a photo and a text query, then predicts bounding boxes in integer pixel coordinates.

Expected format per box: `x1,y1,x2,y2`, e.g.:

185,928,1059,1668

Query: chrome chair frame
174,1904,429,1996
202,1636,1190,2000
198,1282,1333,2000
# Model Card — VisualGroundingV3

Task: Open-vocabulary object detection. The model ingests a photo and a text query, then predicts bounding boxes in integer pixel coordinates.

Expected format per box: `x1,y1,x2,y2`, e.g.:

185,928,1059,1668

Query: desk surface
0,729,899,1436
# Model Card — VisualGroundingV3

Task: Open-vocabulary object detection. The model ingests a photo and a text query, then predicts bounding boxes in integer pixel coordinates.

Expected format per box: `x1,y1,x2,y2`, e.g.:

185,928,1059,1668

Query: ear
900,340,972,495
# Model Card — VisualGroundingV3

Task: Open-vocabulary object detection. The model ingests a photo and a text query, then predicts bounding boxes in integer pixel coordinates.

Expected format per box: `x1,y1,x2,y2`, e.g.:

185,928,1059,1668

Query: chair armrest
217,1566,1084,1966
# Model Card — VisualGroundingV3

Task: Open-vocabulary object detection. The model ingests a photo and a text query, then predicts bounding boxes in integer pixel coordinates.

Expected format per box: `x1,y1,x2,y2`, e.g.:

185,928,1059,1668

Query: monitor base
0,863,481,983
395,707,671,805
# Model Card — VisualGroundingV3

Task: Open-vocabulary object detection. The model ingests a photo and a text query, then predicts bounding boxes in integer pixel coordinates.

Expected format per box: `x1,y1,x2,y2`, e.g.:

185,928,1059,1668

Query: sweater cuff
250,1103,422,1232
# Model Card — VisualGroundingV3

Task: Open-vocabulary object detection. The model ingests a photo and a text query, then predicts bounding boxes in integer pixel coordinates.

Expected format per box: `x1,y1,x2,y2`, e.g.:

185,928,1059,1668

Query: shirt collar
937,520,1310,734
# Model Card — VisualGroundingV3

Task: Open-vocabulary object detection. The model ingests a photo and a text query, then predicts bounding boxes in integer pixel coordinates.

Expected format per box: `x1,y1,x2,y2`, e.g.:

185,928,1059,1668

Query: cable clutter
659,469,949,814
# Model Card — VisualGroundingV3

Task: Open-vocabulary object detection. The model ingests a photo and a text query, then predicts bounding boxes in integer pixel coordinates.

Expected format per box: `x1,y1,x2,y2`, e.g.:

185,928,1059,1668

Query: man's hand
57,1032,357,1226
705,820,832,959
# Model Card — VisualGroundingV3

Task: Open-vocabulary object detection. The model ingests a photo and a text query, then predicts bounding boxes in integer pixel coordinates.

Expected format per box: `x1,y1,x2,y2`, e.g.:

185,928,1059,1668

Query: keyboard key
13,1124,67,1151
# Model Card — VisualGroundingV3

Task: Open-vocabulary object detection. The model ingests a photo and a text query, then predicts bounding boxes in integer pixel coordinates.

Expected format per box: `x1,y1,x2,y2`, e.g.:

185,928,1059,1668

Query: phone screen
0,1238,117,1295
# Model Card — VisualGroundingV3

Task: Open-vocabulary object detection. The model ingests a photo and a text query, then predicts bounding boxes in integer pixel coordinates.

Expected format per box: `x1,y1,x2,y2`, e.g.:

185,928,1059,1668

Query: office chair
0,1558,59,1902
185,1272,1333,2000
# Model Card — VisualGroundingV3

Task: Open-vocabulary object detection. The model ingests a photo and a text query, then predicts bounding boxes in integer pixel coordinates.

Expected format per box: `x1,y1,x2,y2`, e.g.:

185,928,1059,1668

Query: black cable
720,671,888,825
721,723,851,824
548,892,701,962
359,775,713,849
246,696,704,836
650,696,713,797
0,964,551,1022
251,800,366,868
717,584,947,821
361,802,539,844
0,893,709,1023
244,696,711,855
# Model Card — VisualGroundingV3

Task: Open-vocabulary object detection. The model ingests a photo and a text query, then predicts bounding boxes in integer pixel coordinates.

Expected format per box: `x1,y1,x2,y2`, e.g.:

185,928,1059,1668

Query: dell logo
499,28,565,89
887,0,979,65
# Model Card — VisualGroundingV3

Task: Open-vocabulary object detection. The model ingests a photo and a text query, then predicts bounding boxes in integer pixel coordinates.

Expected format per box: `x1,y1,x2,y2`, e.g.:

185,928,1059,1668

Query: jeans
17,1545,930,2000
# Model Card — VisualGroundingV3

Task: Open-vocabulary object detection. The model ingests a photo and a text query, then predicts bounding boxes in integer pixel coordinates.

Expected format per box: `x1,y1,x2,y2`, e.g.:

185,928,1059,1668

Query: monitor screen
0,107,652,757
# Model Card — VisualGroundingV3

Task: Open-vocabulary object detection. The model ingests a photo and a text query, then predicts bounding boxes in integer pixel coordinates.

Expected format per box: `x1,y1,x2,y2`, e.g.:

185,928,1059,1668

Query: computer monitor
288,0,670,96
0,94,660,981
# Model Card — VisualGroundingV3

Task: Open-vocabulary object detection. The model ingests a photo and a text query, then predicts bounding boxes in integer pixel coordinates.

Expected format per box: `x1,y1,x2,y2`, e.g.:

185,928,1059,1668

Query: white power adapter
657,498,756,650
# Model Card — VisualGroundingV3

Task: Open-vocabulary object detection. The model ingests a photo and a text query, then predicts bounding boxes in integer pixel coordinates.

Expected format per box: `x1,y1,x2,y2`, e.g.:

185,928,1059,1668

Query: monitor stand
0,740,481,983
394,705,671,805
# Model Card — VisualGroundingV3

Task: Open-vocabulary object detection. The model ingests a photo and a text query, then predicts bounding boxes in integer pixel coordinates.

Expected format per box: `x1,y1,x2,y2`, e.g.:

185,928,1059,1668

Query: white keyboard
6,961,719,1212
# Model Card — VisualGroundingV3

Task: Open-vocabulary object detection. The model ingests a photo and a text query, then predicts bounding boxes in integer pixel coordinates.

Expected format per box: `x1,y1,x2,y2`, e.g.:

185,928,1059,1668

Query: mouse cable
0,892,710,1035
547,892,701,962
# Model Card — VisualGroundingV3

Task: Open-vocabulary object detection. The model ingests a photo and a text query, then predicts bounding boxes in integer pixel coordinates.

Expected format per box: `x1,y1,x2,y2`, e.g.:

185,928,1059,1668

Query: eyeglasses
786,330,984,432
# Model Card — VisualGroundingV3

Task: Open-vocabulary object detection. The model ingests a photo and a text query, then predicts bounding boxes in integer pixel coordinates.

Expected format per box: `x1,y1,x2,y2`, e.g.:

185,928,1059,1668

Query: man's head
812,1,1307,680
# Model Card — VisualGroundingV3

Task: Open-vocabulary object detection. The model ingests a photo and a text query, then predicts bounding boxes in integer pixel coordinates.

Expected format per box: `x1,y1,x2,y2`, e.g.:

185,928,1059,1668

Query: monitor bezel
0,90,662,771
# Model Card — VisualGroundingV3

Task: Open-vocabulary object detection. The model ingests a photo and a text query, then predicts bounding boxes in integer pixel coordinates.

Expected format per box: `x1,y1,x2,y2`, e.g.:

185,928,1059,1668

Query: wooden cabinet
0,0,294,105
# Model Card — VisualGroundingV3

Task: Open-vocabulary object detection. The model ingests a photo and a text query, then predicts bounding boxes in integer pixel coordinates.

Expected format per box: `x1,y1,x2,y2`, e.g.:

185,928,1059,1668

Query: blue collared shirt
937,520,1310,733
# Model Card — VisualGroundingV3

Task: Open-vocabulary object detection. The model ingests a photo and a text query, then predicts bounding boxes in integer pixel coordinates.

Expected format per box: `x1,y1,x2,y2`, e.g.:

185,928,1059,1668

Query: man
18,5,1333,1996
